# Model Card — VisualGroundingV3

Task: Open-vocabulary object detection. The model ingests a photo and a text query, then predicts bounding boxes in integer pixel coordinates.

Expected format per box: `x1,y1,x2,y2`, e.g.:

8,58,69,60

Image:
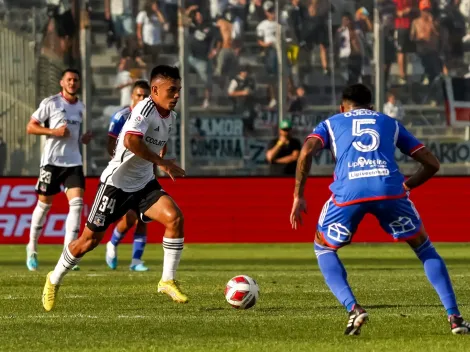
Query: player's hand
290,196,307,230
159,159,186,181
52,124,70,138
81,130,93,144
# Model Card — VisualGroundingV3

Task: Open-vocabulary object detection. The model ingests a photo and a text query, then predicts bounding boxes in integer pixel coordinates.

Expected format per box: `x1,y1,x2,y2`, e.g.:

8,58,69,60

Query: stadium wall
0,177,469,244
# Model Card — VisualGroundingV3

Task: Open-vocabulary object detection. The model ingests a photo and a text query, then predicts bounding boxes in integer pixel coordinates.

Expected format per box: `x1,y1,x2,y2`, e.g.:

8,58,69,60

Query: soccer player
290,84,470,335
26,68,92,272
105,80,153,272
42,65,187,312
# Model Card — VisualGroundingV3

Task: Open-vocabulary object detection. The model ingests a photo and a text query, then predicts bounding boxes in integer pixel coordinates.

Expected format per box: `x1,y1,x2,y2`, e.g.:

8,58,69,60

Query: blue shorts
317,196,422,249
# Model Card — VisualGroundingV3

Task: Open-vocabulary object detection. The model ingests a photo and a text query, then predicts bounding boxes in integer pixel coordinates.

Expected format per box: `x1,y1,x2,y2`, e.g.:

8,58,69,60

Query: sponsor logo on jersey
145,136,166,146
135,115,142,122
348,168,390,179
347,157,387,168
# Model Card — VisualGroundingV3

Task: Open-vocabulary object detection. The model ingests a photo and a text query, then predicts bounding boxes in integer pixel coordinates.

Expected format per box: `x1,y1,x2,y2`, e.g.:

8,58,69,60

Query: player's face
60,72,80,96
131,87,150,108
152,78,182,111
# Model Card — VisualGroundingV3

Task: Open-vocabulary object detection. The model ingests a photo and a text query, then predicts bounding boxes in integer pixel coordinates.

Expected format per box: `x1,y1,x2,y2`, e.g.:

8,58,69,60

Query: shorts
307,18,329,48
395,28,414,53
86,179,167,232
35,165,85,196
317,196,422,249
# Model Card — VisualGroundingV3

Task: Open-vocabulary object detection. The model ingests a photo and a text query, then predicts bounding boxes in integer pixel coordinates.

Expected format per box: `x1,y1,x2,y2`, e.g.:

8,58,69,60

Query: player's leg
315,198,368,335
27,165,62,271
129,218,148,271
137,180,187,303
42,183,132,311
374,197,469,334
106,211,137,269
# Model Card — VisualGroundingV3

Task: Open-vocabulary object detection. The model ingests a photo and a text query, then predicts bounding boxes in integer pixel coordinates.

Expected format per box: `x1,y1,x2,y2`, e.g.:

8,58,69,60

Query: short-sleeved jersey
100,97,176,192
108,106,131,138
307,109,424,206
32,93,85,167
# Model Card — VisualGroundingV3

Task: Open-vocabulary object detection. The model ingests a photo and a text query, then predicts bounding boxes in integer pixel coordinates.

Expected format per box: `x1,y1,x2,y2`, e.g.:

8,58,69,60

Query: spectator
378,0,397,87
266,120,301,175
410,5,443,85
394,0,415,85
115,48,146,106
249,0,266,22
136,1,166,70
105,0,136,51
384,91,405,119
46,0,76,65
161,0,178,41
257,1,278,108
337,12,366,85
288,86,306,113
304,0,330,75
227,65,257,132
215,9,239,88
440,0,466,72
188,8,219,109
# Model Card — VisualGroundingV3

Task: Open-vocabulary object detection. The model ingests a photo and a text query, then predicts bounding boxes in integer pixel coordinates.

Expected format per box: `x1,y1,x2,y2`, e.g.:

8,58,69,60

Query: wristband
276,141,283,147
403,183,411,192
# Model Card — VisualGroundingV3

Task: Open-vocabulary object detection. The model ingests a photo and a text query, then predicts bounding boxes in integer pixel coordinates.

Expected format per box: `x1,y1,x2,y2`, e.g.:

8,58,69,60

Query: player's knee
166,209,184,232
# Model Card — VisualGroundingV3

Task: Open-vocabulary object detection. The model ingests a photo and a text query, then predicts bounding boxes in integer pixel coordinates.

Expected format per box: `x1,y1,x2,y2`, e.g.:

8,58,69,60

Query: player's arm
396,122,440,191
294,137,323,198
26,100,69,137
404,147,440,190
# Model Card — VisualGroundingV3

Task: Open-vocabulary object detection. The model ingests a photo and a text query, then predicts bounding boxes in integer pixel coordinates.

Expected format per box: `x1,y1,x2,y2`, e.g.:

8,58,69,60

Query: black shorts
86,179,167,232
307,18,329,48
395,28,414,53
35,165,85,196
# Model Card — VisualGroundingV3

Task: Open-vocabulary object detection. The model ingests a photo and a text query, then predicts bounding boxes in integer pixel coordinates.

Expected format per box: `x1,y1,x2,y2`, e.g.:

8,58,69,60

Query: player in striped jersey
42,65,188,312
105,80,152,271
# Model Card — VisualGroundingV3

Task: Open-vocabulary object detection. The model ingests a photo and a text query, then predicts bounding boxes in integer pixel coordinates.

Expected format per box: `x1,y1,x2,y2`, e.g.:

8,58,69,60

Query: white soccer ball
224,275,259,309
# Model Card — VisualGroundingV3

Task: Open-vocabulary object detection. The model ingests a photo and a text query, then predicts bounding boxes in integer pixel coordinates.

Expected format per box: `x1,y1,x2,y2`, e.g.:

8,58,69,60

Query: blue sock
132,233,147,261
413,238,460,316
314,243,356,312
110,228,124,246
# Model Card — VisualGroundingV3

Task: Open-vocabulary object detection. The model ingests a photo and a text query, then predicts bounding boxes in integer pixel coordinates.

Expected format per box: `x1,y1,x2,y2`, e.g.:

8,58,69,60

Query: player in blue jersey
105,80,154,271
290,84,469,336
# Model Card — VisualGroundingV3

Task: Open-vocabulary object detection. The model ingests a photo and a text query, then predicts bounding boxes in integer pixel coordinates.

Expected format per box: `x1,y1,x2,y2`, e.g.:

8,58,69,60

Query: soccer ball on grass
224,275,259,309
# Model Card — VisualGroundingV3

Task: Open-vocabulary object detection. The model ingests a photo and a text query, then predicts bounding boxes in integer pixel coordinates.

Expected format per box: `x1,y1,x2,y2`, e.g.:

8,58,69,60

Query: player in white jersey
26,69,92,272
105,80,153,271
42,65,187,312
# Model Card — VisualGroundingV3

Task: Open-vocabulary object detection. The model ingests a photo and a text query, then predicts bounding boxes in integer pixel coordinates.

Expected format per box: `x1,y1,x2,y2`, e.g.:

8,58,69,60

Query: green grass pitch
1,243,469,352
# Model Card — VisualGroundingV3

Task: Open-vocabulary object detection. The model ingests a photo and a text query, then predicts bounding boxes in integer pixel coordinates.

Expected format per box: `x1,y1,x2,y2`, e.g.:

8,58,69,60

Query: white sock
50,246,81,285
64,197,83,248
27,201,51,253
161,237,184,281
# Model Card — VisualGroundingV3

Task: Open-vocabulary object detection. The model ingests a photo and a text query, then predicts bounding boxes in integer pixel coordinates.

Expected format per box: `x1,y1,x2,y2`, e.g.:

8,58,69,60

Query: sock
315,243,357,312
131,233,147,265
27,201,51,253
110,228,124,247
413,238,460,316
64,198,83,248
161,237,184,281
50,246,82,285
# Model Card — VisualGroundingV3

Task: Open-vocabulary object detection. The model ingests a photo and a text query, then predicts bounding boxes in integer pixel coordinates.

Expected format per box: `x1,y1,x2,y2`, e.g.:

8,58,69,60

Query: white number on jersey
352,119,380,152
98,196,116,214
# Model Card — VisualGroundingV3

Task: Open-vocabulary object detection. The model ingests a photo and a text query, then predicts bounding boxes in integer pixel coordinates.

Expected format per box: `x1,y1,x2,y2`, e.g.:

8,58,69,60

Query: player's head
340,83,373,113
149,65,181,111
131,80,150,108
60,68,80,96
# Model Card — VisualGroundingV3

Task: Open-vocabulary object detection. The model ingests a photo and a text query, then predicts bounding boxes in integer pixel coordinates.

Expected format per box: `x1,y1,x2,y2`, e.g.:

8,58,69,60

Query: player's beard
64,88,77,97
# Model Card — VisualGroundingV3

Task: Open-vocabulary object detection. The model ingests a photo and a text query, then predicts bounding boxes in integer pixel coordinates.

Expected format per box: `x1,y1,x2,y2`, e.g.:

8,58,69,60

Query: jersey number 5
352,119,380,152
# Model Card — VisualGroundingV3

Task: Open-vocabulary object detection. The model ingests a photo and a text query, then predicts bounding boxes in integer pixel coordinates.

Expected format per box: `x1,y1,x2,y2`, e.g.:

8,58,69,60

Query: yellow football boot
157,280,188,303
42,271,60,312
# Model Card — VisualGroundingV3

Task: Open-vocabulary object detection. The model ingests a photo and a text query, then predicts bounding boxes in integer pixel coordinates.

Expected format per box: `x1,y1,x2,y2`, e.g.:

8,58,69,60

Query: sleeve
136,11,145,25
125,110,150,137
395,121,424,156
227,79,238,94
256,22,265,40
108,112,125,138
31,99,51,123
305,121,330,149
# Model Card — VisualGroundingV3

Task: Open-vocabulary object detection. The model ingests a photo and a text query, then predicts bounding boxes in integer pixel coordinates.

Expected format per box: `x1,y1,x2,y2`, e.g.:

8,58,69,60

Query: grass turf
0,243,469,352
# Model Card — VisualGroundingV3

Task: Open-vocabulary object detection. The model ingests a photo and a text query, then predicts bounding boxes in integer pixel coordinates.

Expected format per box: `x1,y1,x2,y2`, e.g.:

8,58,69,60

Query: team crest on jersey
93,214,106,227
40,184,47,192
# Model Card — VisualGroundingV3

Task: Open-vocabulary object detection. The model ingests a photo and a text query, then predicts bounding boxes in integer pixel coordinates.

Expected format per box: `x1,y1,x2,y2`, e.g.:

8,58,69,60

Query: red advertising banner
0,177,469,243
